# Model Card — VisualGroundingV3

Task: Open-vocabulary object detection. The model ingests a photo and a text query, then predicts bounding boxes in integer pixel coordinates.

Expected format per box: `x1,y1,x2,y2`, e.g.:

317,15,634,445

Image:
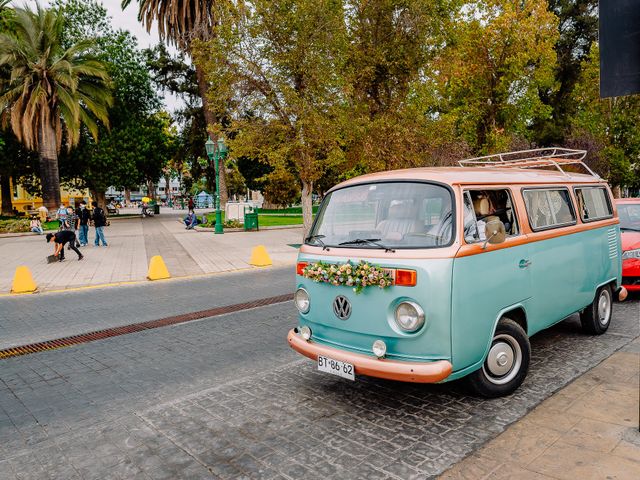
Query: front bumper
287,329,452,383
622,258,640,291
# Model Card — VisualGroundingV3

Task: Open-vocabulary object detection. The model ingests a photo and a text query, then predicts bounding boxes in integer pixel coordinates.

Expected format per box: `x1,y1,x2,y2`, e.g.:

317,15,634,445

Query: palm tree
122,0,228,204
0,4,112,210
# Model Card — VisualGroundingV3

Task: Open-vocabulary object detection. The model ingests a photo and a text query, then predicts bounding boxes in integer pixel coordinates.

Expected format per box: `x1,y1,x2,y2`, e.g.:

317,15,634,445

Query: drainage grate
0,293,293,360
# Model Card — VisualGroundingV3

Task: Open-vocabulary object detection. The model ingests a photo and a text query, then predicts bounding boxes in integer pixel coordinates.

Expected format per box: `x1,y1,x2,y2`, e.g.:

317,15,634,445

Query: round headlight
394,301,425,332
372,340,387,358
299,326,312,340
295,288,310,313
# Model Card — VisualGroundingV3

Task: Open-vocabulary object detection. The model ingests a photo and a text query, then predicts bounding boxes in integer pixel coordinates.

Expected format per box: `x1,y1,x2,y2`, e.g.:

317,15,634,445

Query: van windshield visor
307,182,454,249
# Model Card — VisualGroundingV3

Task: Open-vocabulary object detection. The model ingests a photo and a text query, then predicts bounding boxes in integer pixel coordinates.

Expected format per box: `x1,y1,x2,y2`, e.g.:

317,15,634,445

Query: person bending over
46,231,83,262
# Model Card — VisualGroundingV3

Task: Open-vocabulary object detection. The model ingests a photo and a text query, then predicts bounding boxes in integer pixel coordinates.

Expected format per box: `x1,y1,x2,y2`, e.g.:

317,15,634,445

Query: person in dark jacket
76,201,91,246
46,231,83,261
92,201,108,246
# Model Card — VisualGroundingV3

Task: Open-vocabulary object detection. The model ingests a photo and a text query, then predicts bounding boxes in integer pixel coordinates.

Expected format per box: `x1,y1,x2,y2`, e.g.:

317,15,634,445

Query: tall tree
121,0,229,204
53,0,173,204
436,0,558,153
202,0,349,236
345,0,463,172
570,45,640,192
0,4,112,210
532,0,598,145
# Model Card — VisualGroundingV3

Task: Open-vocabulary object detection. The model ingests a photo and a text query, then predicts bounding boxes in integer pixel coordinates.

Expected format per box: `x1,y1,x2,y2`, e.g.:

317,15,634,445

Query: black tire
467,318,531,398
580,285,613,335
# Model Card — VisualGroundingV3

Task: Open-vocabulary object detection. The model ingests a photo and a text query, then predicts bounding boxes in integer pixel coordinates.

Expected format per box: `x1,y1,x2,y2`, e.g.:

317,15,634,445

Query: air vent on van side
607,228,618,259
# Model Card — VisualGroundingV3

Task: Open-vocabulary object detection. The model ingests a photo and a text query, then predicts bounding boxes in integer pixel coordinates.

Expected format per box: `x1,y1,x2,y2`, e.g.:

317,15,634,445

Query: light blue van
288,149,625,397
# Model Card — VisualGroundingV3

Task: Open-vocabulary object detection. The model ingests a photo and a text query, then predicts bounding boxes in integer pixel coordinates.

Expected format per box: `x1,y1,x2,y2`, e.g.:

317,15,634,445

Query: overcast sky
17,0,184,111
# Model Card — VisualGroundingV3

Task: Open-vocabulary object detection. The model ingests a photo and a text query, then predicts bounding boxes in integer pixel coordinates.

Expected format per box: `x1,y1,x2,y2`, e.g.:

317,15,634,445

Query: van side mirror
483,217,506,249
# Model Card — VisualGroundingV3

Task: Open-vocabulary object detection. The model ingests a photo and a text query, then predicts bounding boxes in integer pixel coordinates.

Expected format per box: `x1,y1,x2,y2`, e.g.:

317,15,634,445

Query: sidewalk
440,337,640,480
0,209,302,292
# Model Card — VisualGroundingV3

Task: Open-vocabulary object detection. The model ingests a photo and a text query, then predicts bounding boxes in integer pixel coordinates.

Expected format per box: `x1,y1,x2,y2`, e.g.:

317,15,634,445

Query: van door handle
519,259,532,269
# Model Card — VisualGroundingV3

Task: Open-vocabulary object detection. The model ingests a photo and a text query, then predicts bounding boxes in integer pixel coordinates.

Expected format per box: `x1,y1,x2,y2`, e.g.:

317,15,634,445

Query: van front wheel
580,285,612,335
467,318,531,398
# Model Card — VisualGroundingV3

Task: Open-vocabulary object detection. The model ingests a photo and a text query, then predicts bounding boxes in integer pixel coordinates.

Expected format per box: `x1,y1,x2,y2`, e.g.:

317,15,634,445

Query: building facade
1,179,92,215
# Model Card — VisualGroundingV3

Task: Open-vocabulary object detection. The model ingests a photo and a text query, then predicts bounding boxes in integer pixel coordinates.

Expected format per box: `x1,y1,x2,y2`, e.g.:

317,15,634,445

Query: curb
0,261,296,297
194,225,302,233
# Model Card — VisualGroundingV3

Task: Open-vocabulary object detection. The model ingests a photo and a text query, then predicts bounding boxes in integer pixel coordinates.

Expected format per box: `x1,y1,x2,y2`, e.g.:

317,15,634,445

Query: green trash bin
244,207,259,231
153,203,160,215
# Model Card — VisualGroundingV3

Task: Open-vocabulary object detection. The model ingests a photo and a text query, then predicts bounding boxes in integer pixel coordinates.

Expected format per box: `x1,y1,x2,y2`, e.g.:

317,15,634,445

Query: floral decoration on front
302,260,393,294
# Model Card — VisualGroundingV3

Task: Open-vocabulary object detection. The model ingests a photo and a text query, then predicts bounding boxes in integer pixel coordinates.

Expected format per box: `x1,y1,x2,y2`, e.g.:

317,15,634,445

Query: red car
616,198,640,292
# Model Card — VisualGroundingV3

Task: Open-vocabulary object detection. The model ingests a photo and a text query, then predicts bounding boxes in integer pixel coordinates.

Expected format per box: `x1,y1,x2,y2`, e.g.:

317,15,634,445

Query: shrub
0,219,30,233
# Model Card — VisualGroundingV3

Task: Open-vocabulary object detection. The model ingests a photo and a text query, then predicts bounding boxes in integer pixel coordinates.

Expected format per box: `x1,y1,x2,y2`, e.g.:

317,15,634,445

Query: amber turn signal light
296,262,308,276
395,269,417,287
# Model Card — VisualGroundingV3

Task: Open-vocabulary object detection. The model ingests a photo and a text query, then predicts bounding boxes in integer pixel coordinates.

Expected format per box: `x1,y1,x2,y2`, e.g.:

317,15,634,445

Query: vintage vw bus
287,148,626,397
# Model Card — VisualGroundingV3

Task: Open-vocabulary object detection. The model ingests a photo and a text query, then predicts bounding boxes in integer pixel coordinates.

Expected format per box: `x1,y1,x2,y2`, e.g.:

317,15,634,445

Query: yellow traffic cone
147,255,171,280
250,245,272,267
11,266,37,294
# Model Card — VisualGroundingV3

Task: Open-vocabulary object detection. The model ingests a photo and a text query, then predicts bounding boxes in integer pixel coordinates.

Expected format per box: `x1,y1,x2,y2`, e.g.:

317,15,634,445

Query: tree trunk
124,188,131,206
165,174,172,204
301,179,313,240
95,191,106,208
612,185,621,199
1,175,13,216
147,180,156,200
195,63,228,206
38,123,62,211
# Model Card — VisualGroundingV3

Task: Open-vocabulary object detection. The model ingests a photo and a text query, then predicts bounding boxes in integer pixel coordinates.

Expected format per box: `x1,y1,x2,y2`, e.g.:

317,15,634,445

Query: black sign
600,0,640,98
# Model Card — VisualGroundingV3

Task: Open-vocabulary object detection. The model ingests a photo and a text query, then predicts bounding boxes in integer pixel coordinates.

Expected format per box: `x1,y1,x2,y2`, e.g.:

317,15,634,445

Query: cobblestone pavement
0,287,637,479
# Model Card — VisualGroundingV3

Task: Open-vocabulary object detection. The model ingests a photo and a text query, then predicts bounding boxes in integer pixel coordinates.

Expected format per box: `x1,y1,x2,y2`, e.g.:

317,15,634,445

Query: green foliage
0,218,29,233
53,0,172,195
532,1,598,145
570,45,640,188
262,168,301,207
0,4,113,150
437,0,558,153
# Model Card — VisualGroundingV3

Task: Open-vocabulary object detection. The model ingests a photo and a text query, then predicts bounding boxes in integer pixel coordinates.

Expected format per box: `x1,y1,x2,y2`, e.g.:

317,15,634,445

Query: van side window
464,189,519,243
523,188,576,230
574,187,613,222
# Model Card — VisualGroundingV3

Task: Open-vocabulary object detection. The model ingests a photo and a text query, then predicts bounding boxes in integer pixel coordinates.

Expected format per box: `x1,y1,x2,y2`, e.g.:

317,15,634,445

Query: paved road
0,278,637,479
0,267,293,349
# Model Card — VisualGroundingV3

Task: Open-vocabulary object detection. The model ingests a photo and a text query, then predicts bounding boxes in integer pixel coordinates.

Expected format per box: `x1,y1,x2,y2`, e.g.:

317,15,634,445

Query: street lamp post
205,137,227,234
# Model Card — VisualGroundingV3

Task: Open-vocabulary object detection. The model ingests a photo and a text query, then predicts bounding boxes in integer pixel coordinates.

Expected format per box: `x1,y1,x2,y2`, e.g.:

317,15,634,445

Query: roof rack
458,147,599,179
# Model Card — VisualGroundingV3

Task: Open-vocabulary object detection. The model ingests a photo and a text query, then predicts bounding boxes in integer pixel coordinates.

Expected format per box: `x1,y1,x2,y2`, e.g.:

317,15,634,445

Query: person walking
64,206,81,248
92,201,108,246
56,204,67,230
46,231,83,261
188,196,195,211
77,201,91,246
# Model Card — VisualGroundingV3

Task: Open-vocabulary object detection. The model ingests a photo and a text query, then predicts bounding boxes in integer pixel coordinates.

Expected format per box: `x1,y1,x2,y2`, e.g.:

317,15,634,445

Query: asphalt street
0,273,638,479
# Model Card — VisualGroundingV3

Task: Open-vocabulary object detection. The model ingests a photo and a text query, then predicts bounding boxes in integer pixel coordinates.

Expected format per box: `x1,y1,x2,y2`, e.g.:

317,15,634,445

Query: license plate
318,355,355,381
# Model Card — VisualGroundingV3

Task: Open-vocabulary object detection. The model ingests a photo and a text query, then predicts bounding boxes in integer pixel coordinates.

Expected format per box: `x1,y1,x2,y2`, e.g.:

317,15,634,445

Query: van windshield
307,182,454,249
618,203,640,231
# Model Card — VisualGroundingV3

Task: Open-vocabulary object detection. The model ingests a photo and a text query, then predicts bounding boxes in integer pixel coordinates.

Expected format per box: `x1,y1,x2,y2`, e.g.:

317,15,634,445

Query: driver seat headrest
473,197,490,216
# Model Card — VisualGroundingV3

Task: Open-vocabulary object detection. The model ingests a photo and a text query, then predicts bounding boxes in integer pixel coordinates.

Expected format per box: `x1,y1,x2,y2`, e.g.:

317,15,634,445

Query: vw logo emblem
333,295,351,320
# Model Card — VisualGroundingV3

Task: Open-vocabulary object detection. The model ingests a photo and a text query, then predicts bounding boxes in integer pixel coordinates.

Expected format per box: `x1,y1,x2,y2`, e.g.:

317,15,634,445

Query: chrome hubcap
597,290,611,326
483,334,522,385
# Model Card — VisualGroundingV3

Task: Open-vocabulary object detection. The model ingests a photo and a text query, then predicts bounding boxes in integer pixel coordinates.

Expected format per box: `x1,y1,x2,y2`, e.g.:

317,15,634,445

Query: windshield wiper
338,238,395,253
305,234,330,250
621,227,640,232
